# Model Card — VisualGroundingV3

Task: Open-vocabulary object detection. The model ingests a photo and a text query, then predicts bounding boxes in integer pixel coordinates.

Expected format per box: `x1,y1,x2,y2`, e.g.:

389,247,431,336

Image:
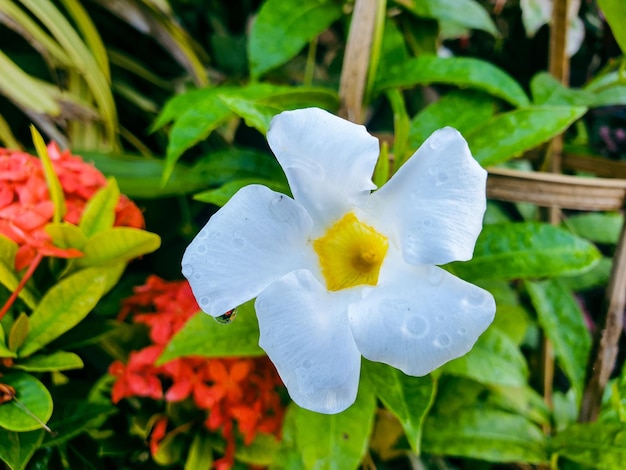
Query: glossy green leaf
0,372,52,432
486,385,550,427
396,0,498,36
565,212,623,244
249,0,343,78
44,222,87,250
443,327,528,387
235,433,280,466
8,313,29,352
0,234,18,266
375,56,529,107
158,301,263,364
0,429,44,470
79,178,119,238
43,400,116,447
525,280,591,397
559,257,612,292
363,360,435,454
0,324,15,358
13,351,83,372
422,408,548,464
592,85,626,107
553,422,626,468
466,106,587,166
184,433,213,470
450,223,601,281
19,268,107,357
530,72,591,106
274,383,376,470
31,125,66,223
408,90,495,150
76,228,160,267
194,178,290,207
597,0,626,53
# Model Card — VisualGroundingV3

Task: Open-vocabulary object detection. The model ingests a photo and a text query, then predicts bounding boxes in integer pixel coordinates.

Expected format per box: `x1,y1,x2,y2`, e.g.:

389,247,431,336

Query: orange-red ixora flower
109,277,285,469
0,143,144,270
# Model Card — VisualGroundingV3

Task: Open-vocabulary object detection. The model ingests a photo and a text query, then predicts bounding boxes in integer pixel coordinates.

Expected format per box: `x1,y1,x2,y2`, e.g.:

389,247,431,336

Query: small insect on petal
215,307,238,324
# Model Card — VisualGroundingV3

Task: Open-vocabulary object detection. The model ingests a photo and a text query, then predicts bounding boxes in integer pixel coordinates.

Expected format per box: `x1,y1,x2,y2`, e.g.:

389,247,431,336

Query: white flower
182,107,496,414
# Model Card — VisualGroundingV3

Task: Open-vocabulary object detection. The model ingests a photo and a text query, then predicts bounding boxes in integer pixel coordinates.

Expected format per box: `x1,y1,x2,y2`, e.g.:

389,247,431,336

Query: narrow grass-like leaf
449,223,601,281
19,268,107,357
525,280,591,397
466,106,587,166
249,0,343,78
31,125,66,223
375,56,529,107
0,372,52,432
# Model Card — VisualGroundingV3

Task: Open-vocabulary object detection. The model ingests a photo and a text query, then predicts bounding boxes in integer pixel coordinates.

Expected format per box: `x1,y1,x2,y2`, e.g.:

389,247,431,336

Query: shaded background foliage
1,0,626,469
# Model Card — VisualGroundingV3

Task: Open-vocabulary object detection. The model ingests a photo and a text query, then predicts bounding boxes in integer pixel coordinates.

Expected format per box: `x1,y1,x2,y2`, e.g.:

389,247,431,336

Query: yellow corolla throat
313,212,389,291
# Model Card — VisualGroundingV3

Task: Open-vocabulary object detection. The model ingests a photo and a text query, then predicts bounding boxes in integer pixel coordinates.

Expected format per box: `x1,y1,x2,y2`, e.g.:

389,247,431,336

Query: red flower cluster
109,276,285,469
0,143,144,270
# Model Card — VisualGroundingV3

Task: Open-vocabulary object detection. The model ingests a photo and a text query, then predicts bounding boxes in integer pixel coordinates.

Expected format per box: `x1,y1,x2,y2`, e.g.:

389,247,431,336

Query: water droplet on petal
468,289,487,306
405,315,429,338
182,264,193,276
301,359,312,369
193,273,202,281
199,297,211,308
197,230,208,239
210,231,223,240
458,327,467,336
196,243,207,254
427,266,444,286
435,171,448,187
434,333,451,348
422,217,433,227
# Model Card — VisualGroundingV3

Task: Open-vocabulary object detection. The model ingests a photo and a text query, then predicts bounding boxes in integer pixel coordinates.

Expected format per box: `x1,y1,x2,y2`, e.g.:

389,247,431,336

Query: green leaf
79,178,120,238
408,90,495,150
44,222,87,250
13,351,84,372
466,106,587,166
597,0,626,54
184,432,213,470
31,126,66,223
0,234,18,266
363,360,435,454
552,422,626,468
0,429,44,470
559,257,612,292
525,280,591,397
43,401,116,447
0,259,38,311
375,56,529,108
158,301,263,364
486,385,551,427
235,433,280,466
249,0,343,78
443,327,528,387
19,268,107,357
0,324,16,358
0,372,52,432
194,178,290,207
565,212,623,244
76,228,160,268
592,85,626,107
422,408,548,464
530,72,591,106
8,313,29,352
397,0,498,36
273,383,376,470
450,223,601,281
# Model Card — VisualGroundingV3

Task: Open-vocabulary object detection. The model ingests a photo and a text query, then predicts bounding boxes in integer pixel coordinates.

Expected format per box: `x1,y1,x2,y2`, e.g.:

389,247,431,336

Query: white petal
267,108,380,227
369,127,487,265
182,185,314,316
348,264,495,376
256,270,361,414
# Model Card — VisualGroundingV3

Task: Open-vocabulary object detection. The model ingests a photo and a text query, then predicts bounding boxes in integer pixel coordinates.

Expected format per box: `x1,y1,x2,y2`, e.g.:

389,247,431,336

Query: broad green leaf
375,56,529,108
525,280,591,397
158,301,263,364
443,327,528,387
0,324,15,358
363,360,435,454
235,433,280,466
274,383,376,470
79,178,119,238
31,125,65,223
220,96,277,133
249,0,343,78
559,257,612,291
377,17,408,75
8,313,29,352
422,408,548,464
466,106,587,166
13,351,83,372
0,372,52,432
449,223,601,281
553,422,626,468
76,228,160,267
530,72,591,106
184,433,213,470
43,401,116,447
19,268,107,357
396,0,498,36
487,385,551,426
0,429,44,470
408,90,495,150
597,0,626,53
194,178,290,207
44,222,87,249
565,212,623,244
592,85,626,107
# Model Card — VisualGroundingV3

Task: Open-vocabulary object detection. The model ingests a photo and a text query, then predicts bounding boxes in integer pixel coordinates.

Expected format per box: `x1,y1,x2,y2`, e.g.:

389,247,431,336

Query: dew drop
199,296,211,307
435,171,449,187
196,243,207,254
193,273,203,281
435,333,451,348
301,359,312,369
197,230,208,239
468,289,486,306
210,231,223,240
458,327,467,336
182,264,193,277
427,266,444,286
422,217,433,227
405,315,429,338
233,237,246,249
429,138,442,150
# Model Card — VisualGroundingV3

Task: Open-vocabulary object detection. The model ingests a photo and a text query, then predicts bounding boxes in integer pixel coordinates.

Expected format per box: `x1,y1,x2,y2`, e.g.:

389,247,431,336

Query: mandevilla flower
182,107,496,414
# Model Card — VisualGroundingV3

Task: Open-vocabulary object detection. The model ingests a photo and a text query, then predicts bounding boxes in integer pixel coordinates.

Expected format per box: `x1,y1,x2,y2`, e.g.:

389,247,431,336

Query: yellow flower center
313,212,388,291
